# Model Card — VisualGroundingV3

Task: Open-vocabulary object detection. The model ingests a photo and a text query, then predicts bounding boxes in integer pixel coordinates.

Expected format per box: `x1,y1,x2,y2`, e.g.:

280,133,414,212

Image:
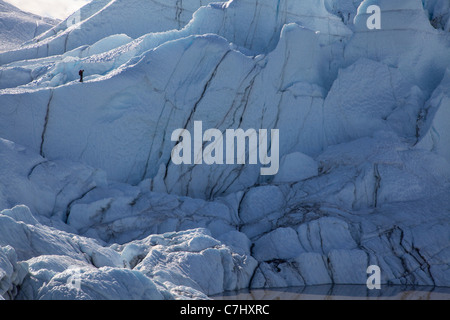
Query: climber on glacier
79,69,84,82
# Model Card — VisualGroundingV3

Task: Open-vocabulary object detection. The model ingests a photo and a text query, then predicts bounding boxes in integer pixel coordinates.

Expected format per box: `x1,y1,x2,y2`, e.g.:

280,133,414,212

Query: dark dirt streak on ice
39,89,54,158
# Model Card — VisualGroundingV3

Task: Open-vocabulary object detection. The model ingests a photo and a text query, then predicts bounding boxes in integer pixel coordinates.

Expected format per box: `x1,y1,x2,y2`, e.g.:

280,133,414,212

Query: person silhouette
79,69,85,82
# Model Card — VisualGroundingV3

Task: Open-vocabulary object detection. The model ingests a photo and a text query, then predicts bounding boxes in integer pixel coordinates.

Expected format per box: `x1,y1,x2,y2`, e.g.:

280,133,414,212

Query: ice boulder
16,255,95,300
14,228,259,300
128,229,258,296
0,205,125,268
239,186,285,225
0,246,28,300
251,261,306,288
296,217,358,254
273,152,319,183
35,266,167,300
217,231,253,256
0,205,39,226
252,227,303,261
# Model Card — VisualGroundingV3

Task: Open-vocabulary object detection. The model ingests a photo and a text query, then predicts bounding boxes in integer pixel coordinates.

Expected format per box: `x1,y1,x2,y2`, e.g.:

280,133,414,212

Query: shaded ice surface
0,0,450,300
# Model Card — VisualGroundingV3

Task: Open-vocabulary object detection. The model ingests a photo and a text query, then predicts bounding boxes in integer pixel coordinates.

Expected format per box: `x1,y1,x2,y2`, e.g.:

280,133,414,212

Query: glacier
0,0,59,52
0,0,450,300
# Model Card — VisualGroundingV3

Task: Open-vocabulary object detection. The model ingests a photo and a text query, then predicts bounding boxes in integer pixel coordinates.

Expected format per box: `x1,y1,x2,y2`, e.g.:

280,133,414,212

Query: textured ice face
1,0,448,197
0,0,450,300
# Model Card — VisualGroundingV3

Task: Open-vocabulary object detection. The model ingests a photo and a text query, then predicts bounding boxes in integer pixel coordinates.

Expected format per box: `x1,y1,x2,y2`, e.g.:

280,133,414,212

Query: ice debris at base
0,0,450,300
0,205,252,300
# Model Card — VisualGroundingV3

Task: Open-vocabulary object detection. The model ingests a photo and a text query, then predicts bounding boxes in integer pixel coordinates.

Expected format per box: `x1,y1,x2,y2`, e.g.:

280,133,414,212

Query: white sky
4,0,92,20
